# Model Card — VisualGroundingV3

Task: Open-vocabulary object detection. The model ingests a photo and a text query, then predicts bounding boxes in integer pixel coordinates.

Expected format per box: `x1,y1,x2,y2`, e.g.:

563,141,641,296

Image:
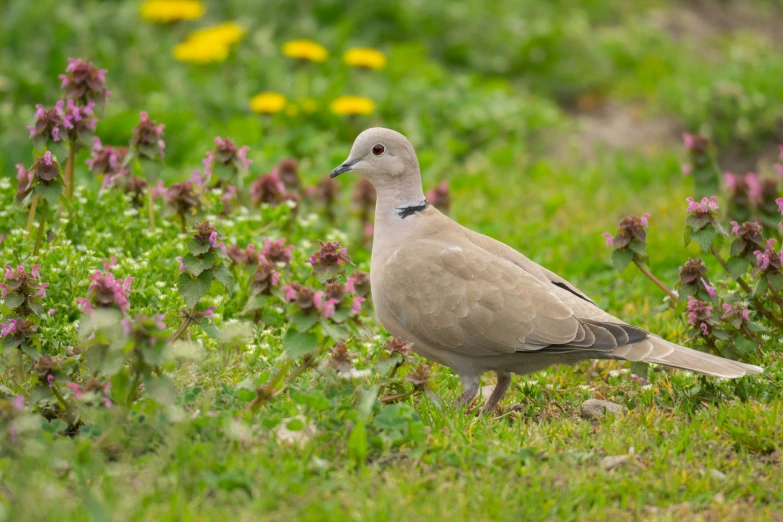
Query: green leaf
139,157,164,181
291,310,318,332
629,361,649,380
374,354,403,376
611,249,634,274
734,337,757,355
215,471,253,497
35,181,63,205
282,329,318,359
683,226,691,248
187,238,211,256
729,239,746,257
212,262,234,293
766,272,783,292
689,227,716,253
627,240,647,257
321,320,349,340
3,292,25,310
726,256,750,279
199,320,222,339
143,374,176,406
753,277,768,297
2,335,23,351
182,252,215,276
347,420,368,468
178,271,212,308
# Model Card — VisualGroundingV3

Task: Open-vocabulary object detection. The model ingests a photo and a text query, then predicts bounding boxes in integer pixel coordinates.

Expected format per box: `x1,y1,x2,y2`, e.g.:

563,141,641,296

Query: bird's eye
372,144,385,156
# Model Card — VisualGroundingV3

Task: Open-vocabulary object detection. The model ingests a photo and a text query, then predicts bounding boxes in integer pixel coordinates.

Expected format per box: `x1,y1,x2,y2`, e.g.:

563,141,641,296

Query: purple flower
686,296,713,328
0,318,18,337
13,395,24,411
27,101,66,146
350,296,365,314
777,198,783,215
177,257,186,273
204,137,252,178
309,241,352,269
730,221,740,234
702,280,717,298
78,269,134,315
699,323,709,336
426,181,450,213
2,264,49,315
682,133,709,152
261,237,293,265
208,232,218,248
250,256,281,295
601,233,614,246
250,170,287,206
86,137,128,177
130,111,165,161
753,250,770,271
59,57,110,106
686,196,719,216
198,306,216,323
283,284,298,302
639,213,651,228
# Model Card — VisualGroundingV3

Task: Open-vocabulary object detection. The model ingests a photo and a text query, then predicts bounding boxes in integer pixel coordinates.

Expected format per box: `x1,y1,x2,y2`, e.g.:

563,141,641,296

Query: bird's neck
373,172,426,225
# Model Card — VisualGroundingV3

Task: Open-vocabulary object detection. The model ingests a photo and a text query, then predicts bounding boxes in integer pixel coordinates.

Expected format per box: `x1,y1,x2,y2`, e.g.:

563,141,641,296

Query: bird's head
330,127,419,187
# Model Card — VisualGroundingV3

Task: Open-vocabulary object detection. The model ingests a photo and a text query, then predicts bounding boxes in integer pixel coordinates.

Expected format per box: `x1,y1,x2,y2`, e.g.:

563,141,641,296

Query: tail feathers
613,336,763,378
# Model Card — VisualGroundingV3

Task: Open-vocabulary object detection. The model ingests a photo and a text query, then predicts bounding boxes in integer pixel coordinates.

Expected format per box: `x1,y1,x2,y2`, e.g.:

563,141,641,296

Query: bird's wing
379,238,647,357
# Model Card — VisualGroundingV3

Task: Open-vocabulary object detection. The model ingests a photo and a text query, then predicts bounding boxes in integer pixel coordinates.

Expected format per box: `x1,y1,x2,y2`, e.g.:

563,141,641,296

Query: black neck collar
396,199,429,219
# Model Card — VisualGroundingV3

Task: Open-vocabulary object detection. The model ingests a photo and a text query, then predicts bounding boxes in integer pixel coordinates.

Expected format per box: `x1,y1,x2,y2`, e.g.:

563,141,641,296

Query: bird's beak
329,158,358,179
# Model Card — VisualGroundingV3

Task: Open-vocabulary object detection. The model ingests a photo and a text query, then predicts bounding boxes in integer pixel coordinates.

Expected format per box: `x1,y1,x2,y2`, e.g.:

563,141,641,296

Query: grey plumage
330,127,763,412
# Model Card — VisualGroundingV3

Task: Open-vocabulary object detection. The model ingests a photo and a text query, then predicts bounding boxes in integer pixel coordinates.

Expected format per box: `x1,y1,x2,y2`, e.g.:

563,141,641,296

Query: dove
330,128,763,412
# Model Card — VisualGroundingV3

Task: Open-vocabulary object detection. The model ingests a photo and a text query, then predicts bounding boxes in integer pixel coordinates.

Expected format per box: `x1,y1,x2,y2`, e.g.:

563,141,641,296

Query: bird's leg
482,371,512,414
457,374,480,408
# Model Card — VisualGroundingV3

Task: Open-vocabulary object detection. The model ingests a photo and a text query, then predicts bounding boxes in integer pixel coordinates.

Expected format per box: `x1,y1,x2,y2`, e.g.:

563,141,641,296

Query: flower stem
380,389,418,404
127,370,142,406
51,384,77,428
33,199,48,256
249,360,292,410
66,140,76,200
146,185,156,231
168,305,198,343
633,260,678,303
26,195,40,233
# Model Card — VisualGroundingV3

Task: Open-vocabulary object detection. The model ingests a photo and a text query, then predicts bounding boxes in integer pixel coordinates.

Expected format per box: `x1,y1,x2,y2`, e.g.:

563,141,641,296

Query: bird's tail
612,335,763,378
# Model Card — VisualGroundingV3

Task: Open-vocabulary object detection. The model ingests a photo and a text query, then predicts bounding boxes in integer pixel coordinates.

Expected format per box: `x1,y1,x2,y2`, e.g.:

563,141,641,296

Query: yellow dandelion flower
251,92,287,114
140,0,205,23
330,96,375,116
188,22,246,46
282,40,328,63
173,38,229,64
342,48,386,70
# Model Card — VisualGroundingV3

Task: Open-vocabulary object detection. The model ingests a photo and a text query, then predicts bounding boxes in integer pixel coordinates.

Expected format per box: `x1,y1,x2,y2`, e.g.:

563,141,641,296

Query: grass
2,0,783,520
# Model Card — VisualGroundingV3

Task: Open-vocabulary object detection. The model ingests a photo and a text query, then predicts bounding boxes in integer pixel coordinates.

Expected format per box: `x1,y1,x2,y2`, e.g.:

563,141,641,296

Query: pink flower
640,213,650,228
724,172,737,190
319,298,339,318
47,374,55,388
350,297,365,314
67,382,85,399
730,221,740,234
686,196,719,216
76,297,94,313
208,232,218,248
13,395,24,411
774,164,783,179
702,280,717,298
31,264,41,278
746,172,762,200
776,198,783,215
59,57,109,104
681,164,692,176
1,319,18,337
177,257,186,273
753,250,770,271
687,312,698,325
345,277,357,293
682,133,695,149
261,237,294,265
700,322,709,336
48,308,57,316
283,285,298,302
43,151,53,166
102,257,117,272
78,269,134,315
601,233,614,246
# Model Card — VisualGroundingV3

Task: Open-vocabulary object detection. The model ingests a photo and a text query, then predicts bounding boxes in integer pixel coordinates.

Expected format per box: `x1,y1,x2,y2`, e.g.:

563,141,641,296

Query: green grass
2,0,783,520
